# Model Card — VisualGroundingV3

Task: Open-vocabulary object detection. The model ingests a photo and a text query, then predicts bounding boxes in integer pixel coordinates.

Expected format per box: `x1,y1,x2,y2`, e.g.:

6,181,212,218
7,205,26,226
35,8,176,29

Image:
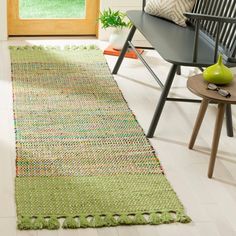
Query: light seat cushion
144,0,196,27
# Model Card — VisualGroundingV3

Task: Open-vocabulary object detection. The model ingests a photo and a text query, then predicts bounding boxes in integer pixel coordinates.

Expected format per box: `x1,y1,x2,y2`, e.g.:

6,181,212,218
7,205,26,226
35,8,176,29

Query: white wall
0,0,7,40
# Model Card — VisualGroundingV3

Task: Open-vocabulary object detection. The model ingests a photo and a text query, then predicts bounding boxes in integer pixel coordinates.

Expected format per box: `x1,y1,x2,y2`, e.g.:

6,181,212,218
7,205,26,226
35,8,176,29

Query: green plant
99,8,132,29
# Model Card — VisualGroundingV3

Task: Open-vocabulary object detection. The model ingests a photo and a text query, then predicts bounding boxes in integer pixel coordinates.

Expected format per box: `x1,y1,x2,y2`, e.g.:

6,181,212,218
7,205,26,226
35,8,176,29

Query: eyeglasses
207,83,231,98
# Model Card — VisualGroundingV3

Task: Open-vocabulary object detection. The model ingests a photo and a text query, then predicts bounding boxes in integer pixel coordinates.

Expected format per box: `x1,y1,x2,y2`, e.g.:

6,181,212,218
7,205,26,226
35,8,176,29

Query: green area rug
10,45,191,230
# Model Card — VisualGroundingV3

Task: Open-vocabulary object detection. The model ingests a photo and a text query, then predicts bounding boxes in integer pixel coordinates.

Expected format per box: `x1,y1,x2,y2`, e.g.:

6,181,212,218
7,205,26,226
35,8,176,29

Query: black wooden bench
112,0,236,138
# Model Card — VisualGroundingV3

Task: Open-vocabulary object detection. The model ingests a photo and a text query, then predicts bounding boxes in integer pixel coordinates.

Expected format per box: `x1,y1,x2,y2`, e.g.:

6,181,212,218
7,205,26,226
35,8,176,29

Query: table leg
189,98,209,149
208,103,226,178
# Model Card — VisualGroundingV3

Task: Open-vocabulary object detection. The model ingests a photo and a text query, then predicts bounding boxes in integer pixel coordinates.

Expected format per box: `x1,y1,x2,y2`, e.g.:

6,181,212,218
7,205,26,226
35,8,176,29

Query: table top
187,74,236,104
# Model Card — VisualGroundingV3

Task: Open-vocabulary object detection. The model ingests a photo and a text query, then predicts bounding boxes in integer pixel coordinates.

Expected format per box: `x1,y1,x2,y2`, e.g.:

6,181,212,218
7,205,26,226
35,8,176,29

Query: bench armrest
184,12,236,24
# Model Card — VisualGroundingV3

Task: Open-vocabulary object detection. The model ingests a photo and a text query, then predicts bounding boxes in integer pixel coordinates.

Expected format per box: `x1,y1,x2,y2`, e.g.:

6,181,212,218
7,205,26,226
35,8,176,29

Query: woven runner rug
10,45,190,230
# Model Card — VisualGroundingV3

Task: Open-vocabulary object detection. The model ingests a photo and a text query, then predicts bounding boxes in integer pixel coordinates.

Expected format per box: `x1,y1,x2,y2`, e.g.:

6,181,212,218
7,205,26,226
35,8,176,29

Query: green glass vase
203,54,233,85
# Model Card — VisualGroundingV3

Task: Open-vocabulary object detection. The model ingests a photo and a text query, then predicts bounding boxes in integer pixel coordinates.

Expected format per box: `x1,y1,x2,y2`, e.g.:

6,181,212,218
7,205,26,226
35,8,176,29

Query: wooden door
8,0,99,36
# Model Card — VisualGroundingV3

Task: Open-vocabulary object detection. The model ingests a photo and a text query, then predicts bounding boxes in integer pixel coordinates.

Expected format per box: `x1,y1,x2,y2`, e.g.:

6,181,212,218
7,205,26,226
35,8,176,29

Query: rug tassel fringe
33,216,48,230
161,211,175,224
134,212,148,225
79,215,93,228
92,215,107,227
17,211,191,230
104,214,118,226
176,212,192,223
118,214,133,225
47,216,60,230
149,212,163,225
9,45,99,51
17,216,34,230
62,216,79,229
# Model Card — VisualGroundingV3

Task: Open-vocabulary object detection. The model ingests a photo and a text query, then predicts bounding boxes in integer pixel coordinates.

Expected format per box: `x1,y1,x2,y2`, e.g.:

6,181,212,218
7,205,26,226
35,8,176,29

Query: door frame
8,0,100,36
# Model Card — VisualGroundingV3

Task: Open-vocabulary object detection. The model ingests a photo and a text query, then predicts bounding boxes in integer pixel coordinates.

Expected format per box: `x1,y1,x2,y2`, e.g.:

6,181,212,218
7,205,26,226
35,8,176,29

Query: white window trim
0,0,7,40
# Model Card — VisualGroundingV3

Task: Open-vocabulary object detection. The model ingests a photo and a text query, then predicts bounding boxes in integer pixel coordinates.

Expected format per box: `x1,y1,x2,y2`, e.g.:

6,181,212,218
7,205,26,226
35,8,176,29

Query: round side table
187,74,236,178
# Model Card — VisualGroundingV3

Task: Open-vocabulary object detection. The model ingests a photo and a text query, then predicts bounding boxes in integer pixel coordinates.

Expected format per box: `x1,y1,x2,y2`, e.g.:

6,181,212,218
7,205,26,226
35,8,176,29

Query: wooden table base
208,103,225,178
189,98,226,178
189,99,209,149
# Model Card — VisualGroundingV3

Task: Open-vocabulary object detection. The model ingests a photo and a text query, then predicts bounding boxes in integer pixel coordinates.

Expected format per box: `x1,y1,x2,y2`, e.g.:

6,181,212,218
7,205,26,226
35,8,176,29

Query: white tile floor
0,38,236,236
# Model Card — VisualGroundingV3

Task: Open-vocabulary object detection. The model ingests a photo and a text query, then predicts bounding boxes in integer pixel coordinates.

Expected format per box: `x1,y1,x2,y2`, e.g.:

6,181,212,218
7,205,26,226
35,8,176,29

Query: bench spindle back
191,0,236,59
142,0,236,60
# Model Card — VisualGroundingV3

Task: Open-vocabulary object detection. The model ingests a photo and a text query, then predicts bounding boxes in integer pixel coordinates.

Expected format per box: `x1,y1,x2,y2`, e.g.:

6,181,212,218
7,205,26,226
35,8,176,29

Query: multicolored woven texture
10,45,191,230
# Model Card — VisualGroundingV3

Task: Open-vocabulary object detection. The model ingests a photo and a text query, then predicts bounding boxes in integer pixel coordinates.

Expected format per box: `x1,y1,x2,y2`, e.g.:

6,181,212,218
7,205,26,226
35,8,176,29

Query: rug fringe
17,211,191,230
47,216,60,230
62,216,79,229
32,216,48,229
9,45,99,51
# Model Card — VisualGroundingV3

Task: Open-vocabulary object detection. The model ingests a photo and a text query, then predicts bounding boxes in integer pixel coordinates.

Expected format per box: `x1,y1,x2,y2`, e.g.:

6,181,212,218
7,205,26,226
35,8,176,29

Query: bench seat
127,10,231,67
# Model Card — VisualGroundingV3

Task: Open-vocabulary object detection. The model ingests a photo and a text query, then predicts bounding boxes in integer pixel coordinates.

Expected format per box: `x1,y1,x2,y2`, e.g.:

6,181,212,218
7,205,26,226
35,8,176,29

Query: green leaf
98,8,131,29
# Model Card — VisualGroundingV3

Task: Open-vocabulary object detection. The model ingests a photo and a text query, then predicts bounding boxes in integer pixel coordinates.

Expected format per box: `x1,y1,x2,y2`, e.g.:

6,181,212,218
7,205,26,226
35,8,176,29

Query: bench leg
225,104,234,137
208,103,225,178
189,98,209,149
112,25,137,74
176,66,181,75
147,64,178,138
